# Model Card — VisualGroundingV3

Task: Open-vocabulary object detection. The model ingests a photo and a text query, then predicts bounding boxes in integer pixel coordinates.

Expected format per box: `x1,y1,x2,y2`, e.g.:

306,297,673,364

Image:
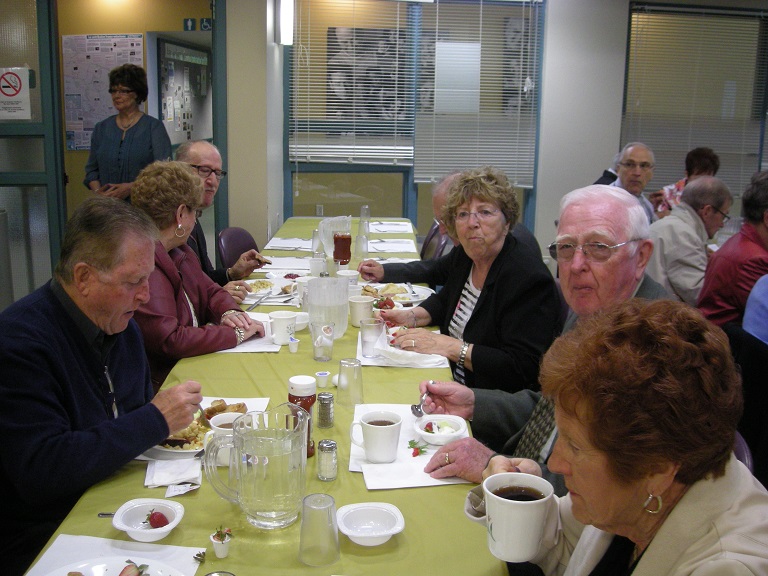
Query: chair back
421,221,451,261
217,227,259,269
734,431,754,472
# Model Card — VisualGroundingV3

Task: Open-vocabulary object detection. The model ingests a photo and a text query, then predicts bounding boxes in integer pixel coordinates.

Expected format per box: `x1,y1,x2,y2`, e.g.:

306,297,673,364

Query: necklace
117,111,142,134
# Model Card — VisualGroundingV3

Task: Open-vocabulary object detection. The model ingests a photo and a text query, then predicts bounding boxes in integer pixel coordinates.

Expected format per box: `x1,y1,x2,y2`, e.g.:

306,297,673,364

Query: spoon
411,392,428,417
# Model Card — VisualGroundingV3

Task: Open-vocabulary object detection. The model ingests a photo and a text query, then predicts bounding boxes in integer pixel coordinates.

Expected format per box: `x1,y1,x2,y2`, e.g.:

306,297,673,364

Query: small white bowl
295,311,309,331
413,414,467,446
337,502,405,546
112,498,184,542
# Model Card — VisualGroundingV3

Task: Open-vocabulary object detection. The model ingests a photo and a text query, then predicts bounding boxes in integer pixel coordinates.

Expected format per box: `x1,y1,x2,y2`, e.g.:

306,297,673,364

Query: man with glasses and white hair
175,140,270,302
416,185,666,495
612,142,658,224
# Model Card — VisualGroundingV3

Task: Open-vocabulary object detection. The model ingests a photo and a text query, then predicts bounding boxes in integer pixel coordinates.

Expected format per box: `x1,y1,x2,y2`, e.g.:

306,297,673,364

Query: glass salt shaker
317,439,338,481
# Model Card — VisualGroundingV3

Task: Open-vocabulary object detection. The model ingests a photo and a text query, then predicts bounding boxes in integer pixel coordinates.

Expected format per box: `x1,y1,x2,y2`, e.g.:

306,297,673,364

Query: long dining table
27,217,507,576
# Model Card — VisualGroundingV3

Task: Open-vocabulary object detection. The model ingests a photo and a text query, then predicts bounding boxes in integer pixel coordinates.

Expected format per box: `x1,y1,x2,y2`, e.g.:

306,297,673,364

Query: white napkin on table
260,256,311,271
26,534,205,576
264,237,312,250
145,459,202,488
367,238,418,253
369,221,414,233
348,404,470,490
357,332,450,368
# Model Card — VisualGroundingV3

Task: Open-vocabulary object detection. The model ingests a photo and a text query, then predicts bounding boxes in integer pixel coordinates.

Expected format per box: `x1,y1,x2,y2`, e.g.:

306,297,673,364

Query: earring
642,493,662,514
174,224,186,238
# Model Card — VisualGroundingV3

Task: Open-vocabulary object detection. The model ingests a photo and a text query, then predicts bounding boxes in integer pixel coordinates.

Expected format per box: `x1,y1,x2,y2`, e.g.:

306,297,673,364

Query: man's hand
357,259,385,282
229,249,272,280
483,456,542,481
151,380,203,435
418,379,475,420
424,437,494,483
97,182,132,200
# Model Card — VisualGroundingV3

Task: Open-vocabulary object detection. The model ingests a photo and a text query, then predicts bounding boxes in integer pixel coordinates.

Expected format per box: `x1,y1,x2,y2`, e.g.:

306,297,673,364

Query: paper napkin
145,459,202,488
367,238,418,253
357,332,450,368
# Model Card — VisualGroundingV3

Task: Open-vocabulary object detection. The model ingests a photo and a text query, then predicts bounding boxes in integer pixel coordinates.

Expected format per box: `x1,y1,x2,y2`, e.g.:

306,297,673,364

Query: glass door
0,0,65,308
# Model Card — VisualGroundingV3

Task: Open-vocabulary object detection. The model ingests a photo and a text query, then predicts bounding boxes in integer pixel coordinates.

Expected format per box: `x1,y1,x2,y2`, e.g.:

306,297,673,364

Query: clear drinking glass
337,358,363,407
298,493,339,566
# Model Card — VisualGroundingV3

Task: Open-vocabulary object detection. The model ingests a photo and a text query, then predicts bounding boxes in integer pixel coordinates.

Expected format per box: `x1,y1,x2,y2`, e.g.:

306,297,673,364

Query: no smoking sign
0,71,22,97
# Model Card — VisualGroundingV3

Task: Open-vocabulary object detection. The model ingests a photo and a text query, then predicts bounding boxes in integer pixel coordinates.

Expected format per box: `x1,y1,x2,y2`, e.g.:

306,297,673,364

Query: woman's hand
221,310,252,329
97,182,132,200
357,259,384,282
391,326,459,358
223,281,252,303
418,379,475,419
483,456,542,481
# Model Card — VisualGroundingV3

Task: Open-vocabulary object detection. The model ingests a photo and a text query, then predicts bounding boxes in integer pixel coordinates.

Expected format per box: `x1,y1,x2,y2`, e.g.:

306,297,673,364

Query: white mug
349,410,401,463
349,295,374,328
203,412,242,466
269,311,297,345
477,472,554,562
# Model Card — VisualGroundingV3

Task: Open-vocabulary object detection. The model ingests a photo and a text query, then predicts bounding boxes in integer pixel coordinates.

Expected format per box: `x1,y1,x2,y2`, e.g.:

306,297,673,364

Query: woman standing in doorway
84,64,171,201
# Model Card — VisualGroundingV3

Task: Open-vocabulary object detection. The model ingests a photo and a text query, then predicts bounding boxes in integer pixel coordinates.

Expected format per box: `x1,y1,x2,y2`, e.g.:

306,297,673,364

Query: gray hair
175,140,220,163
559,185,650,252
681,176,732,212
619,142,655,166
55,197,158,284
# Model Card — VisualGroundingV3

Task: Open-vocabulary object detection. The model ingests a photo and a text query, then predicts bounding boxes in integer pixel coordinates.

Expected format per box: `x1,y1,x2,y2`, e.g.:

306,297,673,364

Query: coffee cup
349,410,401,463
270,311,297,345
336,269,359,285
204,412,242,466
478,472,554,562
349,295,375,328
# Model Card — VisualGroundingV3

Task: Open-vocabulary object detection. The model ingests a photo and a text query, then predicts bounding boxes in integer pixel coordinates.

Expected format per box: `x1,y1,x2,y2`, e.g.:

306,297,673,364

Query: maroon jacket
135,241,239,388
697,222,768,326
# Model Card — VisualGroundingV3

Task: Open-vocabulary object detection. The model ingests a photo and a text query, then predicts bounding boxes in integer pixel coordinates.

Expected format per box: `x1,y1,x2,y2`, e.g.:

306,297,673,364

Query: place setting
368,220,414,234
366,238,418,253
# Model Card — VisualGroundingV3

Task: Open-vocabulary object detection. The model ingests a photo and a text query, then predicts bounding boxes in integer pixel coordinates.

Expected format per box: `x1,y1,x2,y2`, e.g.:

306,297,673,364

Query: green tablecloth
31,217,506,576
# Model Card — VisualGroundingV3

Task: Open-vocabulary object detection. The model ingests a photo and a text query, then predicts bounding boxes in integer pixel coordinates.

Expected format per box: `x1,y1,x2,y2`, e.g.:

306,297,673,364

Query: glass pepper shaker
317,392,334,428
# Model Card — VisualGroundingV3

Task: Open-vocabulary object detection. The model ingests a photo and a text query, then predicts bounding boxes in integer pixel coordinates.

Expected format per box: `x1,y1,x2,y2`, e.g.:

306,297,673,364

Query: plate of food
49,556,185,576
361,283,434,306
243,278,296,302
142,399,250,460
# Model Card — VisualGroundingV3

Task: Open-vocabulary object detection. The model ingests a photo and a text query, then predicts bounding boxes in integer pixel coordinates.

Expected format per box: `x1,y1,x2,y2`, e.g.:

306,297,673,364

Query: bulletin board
62,34,143,150
157,38,212,145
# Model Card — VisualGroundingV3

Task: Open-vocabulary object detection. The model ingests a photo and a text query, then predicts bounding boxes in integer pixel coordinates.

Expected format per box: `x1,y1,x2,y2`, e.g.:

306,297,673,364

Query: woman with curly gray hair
384,166,561,393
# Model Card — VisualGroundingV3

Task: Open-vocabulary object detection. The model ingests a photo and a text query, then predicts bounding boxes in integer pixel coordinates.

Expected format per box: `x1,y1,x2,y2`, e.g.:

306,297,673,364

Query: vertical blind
623,4,768,195
289,0,543,187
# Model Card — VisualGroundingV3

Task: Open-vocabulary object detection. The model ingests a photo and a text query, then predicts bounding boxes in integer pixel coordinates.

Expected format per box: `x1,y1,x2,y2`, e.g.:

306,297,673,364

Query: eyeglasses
190,164,227,181
619,161,654,171
455,209,499,222
187,205,203,218
548,239,641,263
108,88,134,95
714,207,730,222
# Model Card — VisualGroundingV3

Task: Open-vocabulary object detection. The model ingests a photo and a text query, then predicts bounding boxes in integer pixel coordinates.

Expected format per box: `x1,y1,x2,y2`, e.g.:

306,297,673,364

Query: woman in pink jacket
132,161,264,390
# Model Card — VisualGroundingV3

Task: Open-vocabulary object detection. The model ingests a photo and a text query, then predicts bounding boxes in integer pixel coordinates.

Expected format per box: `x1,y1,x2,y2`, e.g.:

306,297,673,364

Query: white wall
534,0,629,254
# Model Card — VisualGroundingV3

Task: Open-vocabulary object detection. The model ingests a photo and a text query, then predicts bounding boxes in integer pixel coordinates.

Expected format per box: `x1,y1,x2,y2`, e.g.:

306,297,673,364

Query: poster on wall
0,67,31,119
62,33,143,150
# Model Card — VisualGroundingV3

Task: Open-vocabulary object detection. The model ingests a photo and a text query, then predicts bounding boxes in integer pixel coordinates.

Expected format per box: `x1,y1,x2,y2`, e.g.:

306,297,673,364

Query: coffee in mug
492,485,545,502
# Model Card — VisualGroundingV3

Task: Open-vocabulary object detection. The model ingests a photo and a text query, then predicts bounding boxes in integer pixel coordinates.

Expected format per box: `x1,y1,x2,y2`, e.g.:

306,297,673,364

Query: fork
406,282,417,296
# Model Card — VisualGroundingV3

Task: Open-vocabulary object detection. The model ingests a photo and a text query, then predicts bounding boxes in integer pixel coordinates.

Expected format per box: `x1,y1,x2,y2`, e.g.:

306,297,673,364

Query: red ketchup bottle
288,375,317,457
333,232,352,265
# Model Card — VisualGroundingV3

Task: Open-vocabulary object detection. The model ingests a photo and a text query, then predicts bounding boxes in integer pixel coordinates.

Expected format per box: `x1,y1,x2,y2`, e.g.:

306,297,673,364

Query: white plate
243,277,295,302
368,283,433,305
265,271,308,280
47,556,185,576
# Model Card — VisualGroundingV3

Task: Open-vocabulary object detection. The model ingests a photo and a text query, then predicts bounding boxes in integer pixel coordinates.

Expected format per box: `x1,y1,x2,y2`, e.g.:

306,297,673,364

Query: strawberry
424,422,434,433
119,560,149,576
408,439,429,456
412,448,420,457
145,509,169,528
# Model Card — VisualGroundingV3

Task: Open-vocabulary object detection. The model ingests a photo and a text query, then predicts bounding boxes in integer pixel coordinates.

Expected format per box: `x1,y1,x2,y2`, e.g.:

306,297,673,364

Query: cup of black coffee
349,410,402,463
479,472,554,562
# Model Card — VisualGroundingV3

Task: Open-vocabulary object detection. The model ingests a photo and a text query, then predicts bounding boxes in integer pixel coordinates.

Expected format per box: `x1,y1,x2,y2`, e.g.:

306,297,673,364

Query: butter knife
246,291,272,311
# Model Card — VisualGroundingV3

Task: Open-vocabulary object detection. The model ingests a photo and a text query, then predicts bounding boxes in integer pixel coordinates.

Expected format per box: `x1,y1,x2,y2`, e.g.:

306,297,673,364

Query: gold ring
444,453,450,465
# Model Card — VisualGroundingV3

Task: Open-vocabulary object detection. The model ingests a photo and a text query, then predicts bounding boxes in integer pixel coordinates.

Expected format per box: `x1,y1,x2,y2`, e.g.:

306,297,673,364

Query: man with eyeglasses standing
417,185,666,493
175,141,270,302
646,176,732,306
612,142,658,224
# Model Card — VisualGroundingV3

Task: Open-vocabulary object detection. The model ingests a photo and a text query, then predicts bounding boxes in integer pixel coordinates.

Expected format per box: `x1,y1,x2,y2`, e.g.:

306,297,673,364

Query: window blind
289,0,543,187
623,5,768,195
